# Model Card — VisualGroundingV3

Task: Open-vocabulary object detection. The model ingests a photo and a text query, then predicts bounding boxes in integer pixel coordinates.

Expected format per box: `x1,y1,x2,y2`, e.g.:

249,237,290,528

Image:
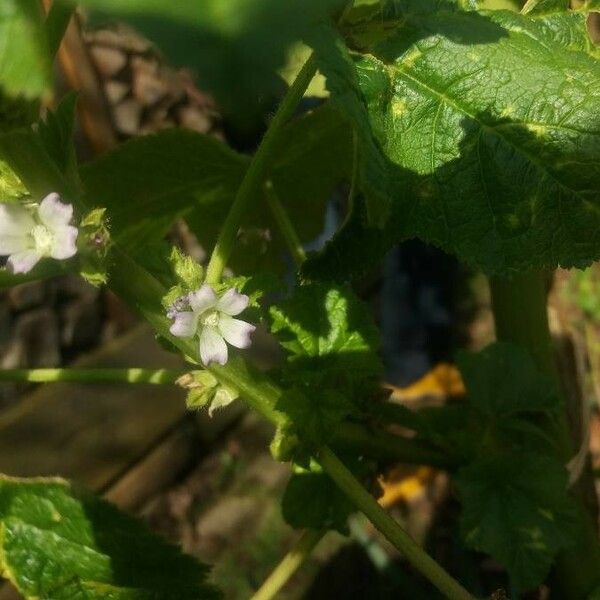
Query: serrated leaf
309,25,393,226
269,283,382,399
456,453,579,591
38,93,80,189
282,464,354,534
309,2,600,278
0,1,51,101
0,476,221,599
80,129,248,244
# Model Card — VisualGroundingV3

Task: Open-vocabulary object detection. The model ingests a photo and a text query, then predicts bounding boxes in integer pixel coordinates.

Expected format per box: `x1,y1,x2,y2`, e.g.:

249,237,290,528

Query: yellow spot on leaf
401,47,422,68
500,105,515,118
525,123,547,138
392,98,408,118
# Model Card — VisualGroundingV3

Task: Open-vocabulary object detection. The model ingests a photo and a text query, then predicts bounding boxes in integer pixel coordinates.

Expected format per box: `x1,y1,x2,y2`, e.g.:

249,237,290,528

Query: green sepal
177,370,240,416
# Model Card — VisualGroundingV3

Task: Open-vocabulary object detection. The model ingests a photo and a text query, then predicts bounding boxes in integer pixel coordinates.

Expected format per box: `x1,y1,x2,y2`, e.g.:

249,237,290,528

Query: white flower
0,193,78,274
169,284,256,366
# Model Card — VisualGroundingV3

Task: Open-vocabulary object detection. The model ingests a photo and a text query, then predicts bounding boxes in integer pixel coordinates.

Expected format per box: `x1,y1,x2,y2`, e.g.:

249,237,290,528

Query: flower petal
38,193,73,228
0,204,35,236
50,225,78,260
169,311,198,338
7,250,41,274
0,234,31,255
216,288,249,316
189,284,217,314
218,315,255,349
199,325,228,366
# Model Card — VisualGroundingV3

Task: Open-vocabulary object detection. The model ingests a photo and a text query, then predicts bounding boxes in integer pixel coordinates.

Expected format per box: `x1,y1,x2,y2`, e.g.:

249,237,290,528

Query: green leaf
456,453,579,591
282,463,354,534
309,25,393,225
64,0,343,123
38,93,80,190
0,160,27,202
185,104,353,275
404,343,562,462
269,282,382,399
80,129,248,244
0,0,51,101
309,2,600,278
457,342,560,419
0,476,221,599
276,387,353,447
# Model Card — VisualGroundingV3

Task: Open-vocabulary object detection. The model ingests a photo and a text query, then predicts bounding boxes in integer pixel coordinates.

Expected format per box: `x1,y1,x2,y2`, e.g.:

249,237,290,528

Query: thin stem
265,182,306,267
103,250,472,598
45,1,74,58
318,447,474,600
0,368,187,385
205,54,317,284
251,529,325,600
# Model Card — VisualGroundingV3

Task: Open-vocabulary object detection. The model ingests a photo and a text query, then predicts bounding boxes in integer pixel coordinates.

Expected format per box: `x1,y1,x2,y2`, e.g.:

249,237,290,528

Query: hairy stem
205,54,317,283
490,271,600,599
265,182,307,267
0,368,187,385
318,447,473,600
251,529,325,600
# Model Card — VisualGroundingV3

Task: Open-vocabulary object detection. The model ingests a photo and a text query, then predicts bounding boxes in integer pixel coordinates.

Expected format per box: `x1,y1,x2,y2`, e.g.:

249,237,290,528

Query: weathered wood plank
0,324,187,487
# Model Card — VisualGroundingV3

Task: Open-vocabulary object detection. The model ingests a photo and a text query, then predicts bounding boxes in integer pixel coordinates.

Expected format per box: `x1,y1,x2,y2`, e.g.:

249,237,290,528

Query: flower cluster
0,193,78,274
168,284,255,366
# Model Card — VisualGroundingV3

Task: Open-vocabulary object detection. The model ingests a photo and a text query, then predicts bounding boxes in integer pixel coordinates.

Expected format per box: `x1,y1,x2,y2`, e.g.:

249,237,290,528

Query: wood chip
176,106,211,133
104,80,129,104
89,45,127,77
133,70,169,106
113,98,142,135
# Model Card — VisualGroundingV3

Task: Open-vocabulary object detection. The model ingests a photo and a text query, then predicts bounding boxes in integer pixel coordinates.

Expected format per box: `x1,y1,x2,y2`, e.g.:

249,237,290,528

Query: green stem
105,250,475,597
490,272,556,379
265,182,307,267
46,2,74,58
490,271,600,599
317,447,473,600
0,368,187,385
251,529,325,600
205,54,317,284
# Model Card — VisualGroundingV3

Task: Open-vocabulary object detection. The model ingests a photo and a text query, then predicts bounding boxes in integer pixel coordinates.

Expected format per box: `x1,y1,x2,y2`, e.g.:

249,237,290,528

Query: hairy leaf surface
308,2,600,278
270,283,382,399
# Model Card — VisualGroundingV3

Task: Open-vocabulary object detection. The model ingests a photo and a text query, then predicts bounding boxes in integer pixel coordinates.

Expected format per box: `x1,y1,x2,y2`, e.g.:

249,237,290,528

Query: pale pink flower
169,284,255,366
0,193,78,274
